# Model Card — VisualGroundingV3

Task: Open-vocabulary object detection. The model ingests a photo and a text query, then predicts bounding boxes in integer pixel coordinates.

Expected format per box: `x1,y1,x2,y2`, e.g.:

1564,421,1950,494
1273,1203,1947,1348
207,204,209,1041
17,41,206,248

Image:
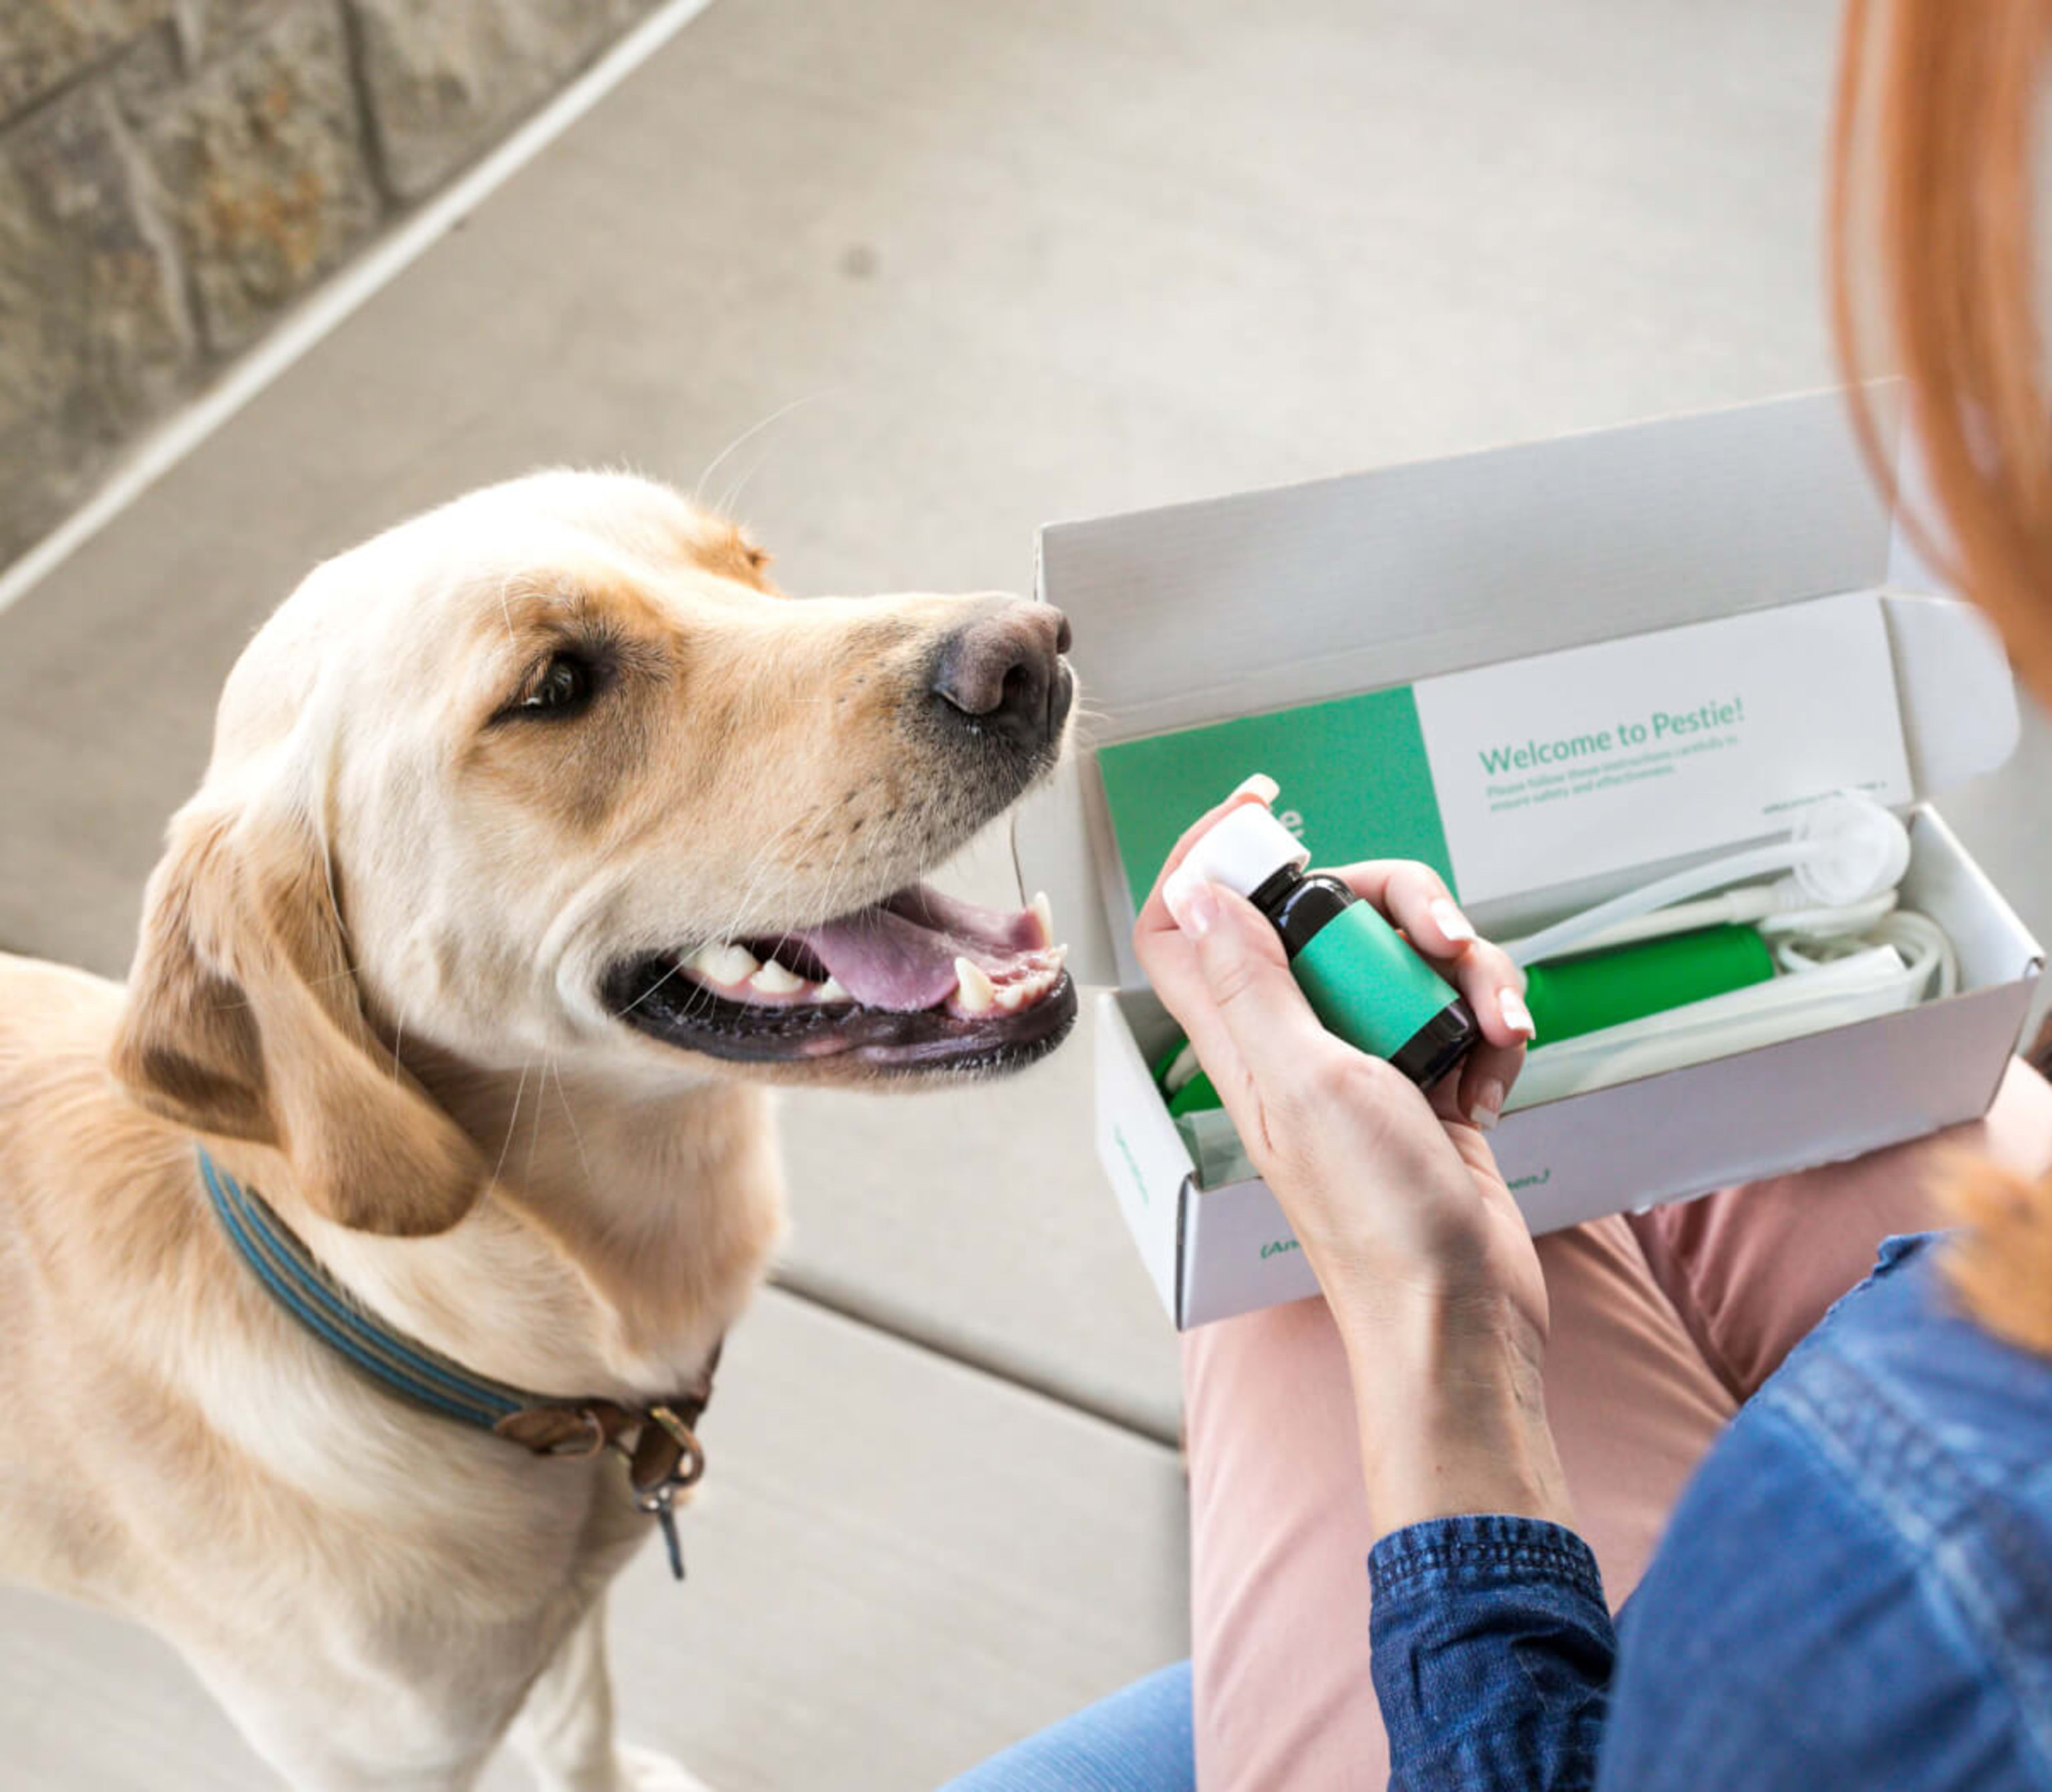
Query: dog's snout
930,600,1074,749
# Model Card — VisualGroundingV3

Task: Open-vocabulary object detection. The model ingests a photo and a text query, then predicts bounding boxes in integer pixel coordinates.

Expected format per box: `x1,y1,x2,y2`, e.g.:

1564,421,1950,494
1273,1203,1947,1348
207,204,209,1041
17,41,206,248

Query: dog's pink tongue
800,908,962,1011
886,886,1044,955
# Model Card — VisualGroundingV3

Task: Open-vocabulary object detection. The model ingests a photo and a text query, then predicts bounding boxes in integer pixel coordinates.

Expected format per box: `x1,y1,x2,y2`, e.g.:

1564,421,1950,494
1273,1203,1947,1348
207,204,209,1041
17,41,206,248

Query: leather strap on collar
199,1148,719,1501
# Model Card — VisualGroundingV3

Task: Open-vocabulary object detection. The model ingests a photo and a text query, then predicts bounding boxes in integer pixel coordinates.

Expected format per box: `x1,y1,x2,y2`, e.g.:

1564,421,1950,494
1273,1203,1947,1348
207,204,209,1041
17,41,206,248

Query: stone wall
0,0,661,566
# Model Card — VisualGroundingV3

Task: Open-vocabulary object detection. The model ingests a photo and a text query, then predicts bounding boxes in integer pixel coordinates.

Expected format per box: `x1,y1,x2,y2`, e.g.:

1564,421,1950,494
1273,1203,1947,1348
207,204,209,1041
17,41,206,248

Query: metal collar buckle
619,1405,707,1582
646,1403,707,1487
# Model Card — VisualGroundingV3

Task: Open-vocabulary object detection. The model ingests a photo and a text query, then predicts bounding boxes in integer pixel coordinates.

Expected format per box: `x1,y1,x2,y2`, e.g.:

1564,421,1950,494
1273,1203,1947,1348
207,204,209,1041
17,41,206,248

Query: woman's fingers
1171,879,1478,1226
1448,938,1535,1052
1317,863,1532,1126
1343,860,1476,958
1439,1035,1526,1132
1428,937,1530,1127
1331,861,1532,1053
1161,878,1315,1095
1137,791,1533,1133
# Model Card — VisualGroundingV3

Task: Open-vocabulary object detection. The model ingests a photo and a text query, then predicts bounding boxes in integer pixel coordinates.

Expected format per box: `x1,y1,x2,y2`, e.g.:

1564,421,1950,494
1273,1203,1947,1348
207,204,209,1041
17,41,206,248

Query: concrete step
0,1288,1190,1792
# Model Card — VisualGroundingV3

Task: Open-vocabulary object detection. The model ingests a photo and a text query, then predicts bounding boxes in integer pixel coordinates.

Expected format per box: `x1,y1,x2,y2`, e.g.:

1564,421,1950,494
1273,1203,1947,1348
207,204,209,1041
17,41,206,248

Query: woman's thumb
1164,875,1323,1088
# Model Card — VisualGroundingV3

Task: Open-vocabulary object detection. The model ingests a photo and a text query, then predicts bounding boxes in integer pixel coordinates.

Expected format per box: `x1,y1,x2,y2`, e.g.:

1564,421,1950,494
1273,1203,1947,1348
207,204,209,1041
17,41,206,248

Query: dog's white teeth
996,953,1066,1011
1029,891,1055,948
953,956,997,1015
691,943,760,986
815,974,852,1005
750,958,805,995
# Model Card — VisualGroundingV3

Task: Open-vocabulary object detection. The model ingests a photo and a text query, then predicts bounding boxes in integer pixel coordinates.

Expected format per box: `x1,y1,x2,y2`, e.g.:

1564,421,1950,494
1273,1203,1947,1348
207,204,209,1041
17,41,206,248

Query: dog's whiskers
691,388,841,513
716,433,784,521
524,1059,548,1181
612,956,690,1021
549,1059,600,1207
1009,809,1029,910
489,1060,531,1187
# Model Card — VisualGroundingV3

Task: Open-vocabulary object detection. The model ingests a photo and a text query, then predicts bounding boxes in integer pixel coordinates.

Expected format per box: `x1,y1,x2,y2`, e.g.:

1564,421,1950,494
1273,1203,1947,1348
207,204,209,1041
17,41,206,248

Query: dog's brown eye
514,651,595,720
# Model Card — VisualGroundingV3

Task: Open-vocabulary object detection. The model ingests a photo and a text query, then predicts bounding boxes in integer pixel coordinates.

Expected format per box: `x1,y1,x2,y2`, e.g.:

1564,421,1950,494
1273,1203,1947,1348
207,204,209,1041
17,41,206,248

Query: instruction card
1095,591,1911,910
1411,590,1910,902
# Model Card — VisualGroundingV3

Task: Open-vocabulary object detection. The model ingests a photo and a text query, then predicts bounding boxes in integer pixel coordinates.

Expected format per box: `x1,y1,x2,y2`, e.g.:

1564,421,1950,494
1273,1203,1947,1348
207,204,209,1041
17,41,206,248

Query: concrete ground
5,0,2049,1786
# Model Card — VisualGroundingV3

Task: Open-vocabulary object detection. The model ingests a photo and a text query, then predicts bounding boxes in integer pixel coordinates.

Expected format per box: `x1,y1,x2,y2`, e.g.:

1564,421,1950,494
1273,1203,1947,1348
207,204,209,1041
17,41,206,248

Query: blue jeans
938,1660,1195,1792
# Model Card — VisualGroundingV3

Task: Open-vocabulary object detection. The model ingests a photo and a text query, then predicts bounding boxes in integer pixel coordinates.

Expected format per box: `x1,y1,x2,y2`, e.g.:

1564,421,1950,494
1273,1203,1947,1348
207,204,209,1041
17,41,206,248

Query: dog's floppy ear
112,797,487,1235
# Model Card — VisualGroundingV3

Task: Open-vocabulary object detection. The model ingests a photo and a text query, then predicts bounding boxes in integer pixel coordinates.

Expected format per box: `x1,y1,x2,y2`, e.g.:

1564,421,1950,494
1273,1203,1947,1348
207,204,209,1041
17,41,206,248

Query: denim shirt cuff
1370,1513,1606,1606
1369,1515,1614,1791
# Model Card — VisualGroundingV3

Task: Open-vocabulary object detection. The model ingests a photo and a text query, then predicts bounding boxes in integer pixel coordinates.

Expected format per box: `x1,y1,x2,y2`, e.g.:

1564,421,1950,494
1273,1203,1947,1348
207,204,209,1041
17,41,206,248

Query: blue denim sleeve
1369,1514,1615,1792
1596,1236,2052,1792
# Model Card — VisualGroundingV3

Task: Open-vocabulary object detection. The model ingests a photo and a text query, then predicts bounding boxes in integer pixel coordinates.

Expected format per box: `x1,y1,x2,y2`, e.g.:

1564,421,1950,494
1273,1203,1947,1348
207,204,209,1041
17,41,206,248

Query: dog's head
110,471,1077,1232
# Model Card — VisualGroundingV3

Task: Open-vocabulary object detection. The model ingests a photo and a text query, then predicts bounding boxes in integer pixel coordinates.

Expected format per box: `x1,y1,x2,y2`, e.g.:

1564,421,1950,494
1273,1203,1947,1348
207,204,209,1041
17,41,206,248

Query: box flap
1021,389,2019,991
1888,591,2017,794
1038,388,1902,741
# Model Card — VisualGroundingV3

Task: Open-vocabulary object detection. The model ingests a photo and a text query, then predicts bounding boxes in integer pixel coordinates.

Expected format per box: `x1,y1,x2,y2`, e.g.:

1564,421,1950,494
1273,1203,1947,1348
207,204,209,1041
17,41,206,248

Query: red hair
1832,0,2052,1353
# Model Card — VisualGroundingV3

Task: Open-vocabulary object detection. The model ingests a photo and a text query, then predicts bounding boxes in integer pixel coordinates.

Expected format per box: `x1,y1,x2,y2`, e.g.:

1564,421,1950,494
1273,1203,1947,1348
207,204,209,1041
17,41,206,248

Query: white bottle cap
1162,803,1310,912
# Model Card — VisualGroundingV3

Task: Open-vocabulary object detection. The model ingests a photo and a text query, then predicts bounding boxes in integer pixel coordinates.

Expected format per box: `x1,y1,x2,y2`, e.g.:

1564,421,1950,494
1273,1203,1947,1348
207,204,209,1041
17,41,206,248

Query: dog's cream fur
0,472,1065,1790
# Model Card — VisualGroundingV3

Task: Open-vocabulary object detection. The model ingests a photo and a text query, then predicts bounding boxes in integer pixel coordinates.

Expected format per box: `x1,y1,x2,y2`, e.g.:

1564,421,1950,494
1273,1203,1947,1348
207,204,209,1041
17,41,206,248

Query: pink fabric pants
1180,1059,2052,1791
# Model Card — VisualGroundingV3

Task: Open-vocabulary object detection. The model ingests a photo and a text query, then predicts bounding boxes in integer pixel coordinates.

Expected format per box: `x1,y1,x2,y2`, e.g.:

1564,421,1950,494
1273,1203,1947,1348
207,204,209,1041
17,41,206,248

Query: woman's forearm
1341,1286,1576,1536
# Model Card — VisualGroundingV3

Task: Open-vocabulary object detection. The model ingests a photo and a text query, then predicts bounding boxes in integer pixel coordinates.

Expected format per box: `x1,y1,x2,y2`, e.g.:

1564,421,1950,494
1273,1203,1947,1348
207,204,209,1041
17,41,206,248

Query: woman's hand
1136,779,1574,1534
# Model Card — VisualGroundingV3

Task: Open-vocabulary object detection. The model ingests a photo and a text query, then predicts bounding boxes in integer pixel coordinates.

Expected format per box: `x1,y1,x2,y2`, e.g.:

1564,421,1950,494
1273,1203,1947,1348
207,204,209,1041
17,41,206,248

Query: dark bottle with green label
1171,803,1478,1087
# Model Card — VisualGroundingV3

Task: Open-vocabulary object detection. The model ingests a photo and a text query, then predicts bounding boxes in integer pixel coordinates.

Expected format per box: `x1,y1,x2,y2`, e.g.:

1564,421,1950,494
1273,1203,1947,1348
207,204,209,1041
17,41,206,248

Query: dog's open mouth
603,886,1077,1072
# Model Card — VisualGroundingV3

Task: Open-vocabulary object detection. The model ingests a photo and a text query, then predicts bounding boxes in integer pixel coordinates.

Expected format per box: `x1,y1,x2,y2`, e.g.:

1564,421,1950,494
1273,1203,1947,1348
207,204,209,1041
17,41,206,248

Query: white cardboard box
1018,390,2044,1328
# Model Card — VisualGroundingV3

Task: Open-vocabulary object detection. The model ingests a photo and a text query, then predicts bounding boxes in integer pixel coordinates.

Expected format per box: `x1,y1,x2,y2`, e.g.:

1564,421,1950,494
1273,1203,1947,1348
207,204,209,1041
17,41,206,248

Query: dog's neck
270,1056,785,1403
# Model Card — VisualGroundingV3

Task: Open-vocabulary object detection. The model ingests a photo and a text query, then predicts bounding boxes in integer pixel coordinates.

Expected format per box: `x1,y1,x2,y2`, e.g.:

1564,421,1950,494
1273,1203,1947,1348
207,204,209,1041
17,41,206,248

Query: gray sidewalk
7,0,2047,1785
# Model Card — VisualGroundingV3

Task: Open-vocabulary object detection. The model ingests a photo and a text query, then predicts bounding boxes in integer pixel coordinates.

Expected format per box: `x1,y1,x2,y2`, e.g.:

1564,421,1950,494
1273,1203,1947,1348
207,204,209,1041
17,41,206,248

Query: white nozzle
1506,793,1910,968
1163,803,1308,914
1787,791,1912,906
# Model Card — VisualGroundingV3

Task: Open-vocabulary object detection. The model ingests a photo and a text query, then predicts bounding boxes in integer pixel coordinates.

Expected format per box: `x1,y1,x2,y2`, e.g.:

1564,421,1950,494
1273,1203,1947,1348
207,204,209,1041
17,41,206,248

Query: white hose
1505,793,1912,968
1775,906,1956,1001
1754,891,1899,941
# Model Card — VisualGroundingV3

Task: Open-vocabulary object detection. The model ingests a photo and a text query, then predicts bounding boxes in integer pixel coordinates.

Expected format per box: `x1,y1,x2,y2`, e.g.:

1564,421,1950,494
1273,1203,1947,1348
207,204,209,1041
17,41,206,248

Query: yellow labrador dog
0,472,1076,1790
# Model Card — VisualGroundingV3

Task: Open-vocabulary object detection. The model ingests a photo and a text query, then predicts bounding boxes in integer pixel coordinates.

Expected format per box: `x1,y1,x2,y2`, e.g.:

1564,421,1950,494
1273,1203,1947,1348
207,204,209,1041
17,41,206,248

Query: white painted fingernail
1471,1077,1506,1131
1500,989,1536,1039
1231,773,1280,805
1430,899,1476,945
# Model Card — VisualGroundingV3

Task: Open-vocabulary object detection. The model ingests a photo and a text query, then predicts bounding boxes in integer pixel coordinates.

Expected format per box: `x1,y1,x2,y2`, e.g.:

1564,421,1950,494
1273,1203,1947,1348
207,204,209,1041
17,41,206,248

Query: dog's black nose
930,599,1074,749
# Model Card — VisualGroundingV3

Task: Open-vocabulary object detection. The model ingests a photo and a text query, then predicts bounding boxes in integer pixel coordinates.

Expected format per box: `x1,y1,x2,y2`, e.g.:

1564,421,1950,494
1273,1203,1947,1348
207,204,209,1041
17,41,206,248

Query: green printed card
1095,685,1454,912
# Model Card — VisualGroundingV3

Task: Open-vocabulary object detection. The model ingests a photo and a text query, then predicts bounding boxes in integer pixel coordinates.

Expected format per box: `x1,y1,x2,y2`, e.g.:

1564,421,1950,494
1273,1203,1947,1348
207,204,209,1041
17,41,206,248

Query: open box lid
1017,388,2020,993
